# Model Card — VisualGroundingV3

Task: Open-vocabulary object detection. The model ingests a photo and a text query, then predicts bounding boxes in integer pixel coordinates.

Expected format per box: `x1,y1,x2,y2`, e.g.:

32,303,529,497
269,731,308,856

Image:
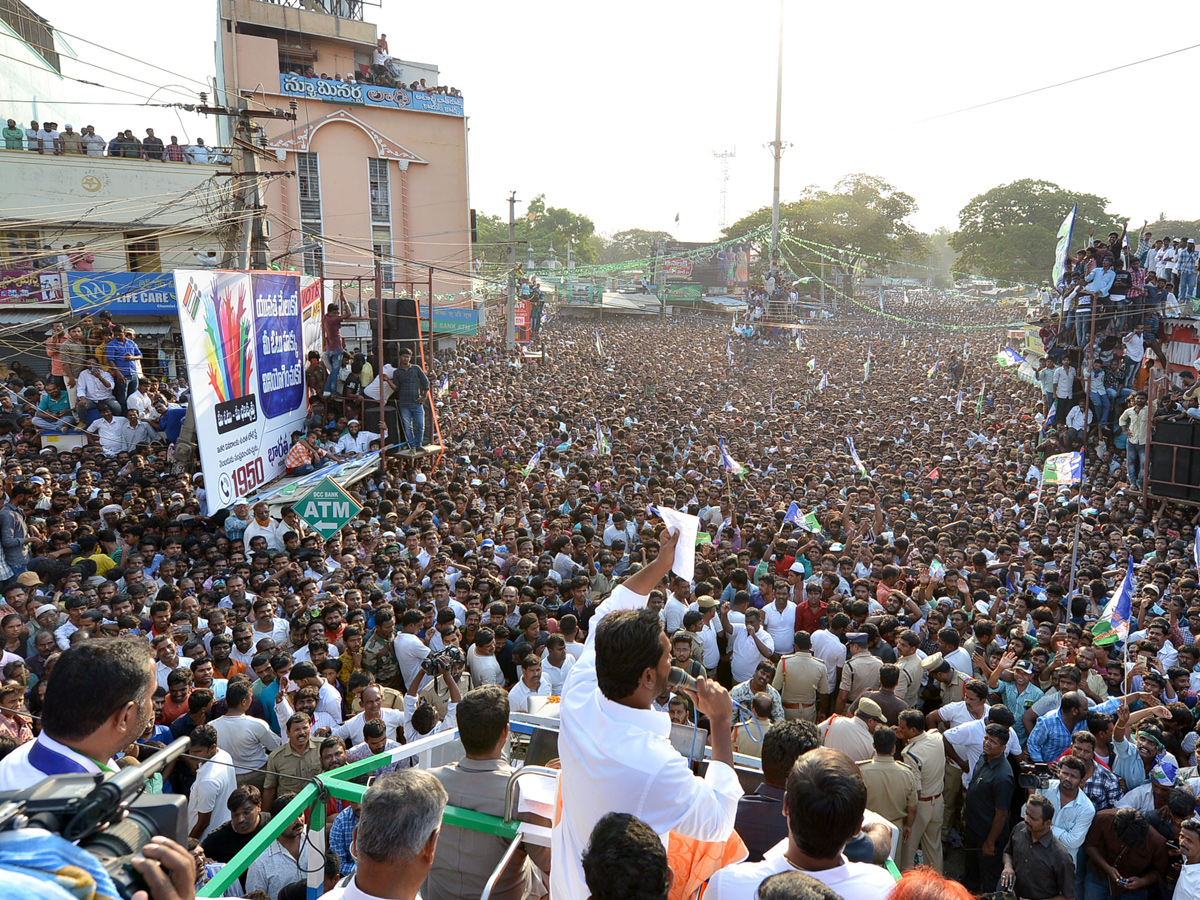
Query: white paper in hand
651,506,700,581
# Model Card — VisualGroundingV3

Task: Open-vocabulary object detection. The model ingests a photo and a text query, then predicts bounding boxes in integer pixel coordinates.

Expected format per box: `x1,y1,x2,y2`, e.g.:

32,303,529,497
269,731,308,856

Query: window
0,230,40,268
372,227,393,284
296,152,324,277
368,158,390,224
125,234,161,273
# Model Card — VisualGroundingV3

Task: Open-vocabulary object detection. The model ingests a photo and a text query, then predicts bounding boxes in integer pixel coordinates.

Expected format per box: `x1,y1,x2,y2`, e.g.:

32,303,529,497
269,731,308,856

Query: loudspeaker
1148,421,1200,502
366,296,420,361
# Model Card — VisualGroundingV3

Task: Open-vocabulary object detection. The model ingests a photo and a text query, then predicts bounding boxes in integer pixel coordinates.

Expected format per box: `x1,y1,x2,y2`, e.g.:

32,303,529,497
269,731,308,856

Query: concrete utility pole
768,0,788,266
197,94,296,269
506,191,517,350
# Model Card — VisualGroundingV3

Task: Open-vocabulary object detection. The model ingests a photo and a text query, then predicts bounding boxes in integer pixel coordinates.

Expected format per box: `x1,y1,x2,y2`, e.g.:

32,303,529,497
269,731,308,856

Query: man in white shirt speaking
553,526,742,900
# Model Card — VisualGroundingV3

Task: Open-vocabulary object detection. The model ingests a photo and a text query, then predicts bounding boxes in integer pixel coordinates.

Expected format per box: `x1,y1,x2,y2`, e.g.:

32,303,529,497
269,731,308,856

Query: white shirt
728,623,775,684
705,842,896,900
318,875,418,900
334,708,407,746
336,430,378,455
0,732,114,791
364,363,396,402
189,749,237,840
811,629,847,693
551,585,744,900
467,646,505,687
698,617,720,669
944,646,973,677
762,601,798,652
394,632,431,689
541,652,575,694
509,677,552,713
211,713,281,772
87,415,128,456
663,596,688,635
244,518,286,553
77,368,115,401
1177,862,1200,900
943,717,1023,787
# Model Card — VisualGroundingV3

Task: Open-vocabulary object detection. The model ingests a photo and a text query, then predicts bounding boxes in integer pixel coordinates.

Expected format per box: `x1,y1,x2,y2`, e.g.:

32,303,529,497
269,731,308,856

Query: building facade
213,0,473,330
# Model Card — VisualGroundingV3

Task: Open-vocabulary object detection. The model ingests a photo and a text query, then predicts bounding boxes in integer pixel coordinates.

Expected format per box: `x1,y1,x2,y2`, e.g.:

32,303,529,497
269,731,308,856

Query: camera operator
0,637,155,789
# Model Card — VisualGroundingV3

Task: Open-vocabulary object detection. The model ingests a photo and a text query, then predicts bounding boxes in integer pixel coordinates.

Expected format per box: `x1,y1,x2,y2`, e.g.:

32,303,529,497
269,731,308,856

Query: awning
0,309,63,327
123,322,175,335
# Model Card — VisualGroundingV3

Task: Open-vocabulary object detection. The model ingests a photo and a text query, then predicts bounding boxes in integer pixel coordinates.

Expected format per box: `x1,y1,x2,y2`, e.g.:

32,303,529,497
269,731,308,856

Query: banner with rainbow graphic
176,270,323,509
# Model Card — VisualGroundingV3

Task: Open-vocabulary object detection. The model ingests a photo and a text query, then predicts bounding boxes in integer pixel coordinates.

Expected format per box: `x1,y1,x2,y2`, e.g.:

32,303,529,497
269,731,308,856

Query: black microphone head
667,666,697,693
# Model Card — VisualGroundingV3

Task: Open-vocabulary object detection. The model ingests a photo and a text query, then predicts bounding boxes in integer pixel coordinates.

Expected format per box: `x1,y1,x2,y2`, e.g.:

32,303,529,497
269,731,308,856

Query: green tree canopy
472,194,600,269
950,179,1119,284
599,229,676,264
723,174,927,289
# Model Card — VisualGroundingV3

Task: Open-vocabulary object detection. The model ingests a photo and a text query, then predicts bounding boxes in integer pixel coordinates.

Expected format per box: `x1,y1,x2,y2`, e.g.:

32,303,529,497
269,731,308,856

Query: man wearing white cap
335,419,378,456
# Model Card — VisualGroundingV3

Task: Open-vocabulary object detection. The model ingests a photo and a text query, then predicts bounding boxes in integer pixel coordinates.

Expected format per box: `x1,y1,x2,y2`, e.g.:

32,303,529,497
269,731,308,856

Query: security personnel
857,727,918,838
896,707,946,872
836,632,882,715
772,632,827,722
923,651,968,707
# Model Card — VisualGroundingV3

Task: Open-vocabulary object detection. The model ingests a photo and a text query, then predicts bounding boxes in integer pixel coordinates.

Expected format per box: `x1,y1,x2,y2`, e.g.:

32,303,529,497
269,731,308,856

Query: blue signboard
419,306,479,335
66,272,177,315
253,274,305,419
279,74,464,117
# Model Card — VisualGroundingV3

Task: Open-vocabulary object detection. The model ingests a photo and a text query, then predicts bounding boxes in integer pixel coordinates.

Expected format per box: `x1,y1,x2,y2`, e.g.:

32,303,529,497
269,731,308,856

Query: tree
471,195,600,272
598,229,676,264
723,173,928,295
950,180,1118,284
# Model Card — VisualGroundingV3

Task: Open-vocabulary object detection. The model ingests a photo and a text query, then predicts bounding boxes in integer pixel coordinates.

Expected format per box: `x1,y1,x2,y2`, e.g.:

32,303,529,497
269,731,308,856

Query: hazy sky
25,1,1200,245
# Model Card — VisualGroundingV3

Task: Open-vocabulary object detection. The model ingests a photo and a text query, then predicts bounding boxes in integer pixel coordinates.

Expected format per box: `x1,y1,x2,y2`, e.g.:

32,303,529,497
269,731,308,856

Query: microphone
667,666,699,693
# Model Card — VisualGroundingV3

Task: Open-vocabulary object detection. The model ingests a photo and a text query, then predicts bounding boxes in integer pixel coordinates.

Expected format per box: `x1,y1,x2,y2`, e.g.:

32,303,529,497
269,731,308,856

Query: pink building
213,0,472,310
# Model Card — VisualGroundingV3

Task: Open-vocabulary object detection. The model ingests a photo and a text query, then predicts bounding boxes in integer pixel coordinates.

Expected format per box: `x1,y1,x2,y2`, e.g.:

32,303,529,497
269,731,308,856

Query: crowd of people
1030,227,1200,476
0,274,1199,900
1,118,226,163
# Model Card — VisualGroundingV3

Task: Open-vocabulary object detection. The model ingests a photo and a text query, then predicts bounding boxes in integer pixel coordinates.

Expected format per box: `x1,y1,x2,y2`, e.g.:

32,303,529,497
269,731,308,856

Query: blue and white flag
878,285,884,313
996,348,1027,367
727,336,735,367
963,339,969,360
955,389,963,416
719,437,746,478
1101,556,1135,641
1042,450,1083,486
595,330,604,359
795,328,802,351
770,379,775,412
818,372,828,392
436,373,450,397
521,444,547,477
1052,203,1078,286
1194,526,1199,573
784,502,803,527
847,436,867,476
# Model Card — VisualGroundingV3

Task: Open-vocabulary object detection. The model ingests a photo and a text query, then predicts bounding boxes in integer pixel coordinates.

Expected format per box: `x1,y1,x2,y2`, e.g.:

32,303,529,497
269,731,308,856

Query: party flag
975,376,986,421
997,348,1027,367
847,436,867,477
1100,556,1135,641
595,330,604,359
928,467,941,481
878,285,884,313
784,502,803,528
1194,526,1199,572
802,510,823,534
863,344,871,383
963,339,969,360
1052,203,1078,286
795,329,803,351
807,357,816,373
955,390,963,416
927,361,939,378
727,337,735,367
436,373,450,398
521,444,546,477
770,379,775,413
719,437,746,478
595,420,611,456
1042,451,1083,485
901,334,907,348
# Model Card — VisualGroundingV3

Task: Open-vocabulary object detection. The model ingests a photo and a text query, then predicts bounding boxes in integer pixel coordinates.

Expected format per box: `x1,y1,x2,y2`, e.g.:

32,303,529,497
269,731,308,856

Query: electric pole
767,0,789,266
713,148,736,230
196,93,296,269
506,191,517,350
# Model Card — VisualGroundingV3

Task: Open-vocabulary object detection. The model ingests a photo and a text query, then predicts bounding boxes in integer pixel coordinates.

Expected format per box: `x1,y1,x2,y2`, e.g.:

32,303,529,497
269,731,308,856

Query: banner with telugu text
174,270,322,509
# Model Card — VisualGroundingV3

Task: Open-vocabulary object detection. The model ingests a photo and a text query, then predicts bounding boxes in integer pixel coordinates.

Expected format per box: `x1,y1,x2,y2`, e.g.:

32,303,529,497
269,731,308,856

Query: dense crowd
0,278,1199,900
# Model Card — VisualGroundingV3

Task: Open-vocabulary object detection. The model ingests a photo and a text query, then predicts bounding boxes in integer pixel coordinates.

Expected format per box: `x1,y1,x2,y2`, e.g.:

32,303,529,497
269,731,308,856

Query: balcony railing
247,0,381,22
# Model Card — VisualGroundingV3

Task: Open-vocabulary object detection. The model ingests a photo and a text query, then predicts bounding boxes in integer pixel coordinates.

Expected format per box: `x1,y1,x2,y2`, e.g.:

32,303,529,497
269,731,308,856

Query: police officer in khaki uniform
835,632,882,715
857,726,918,840
896,629,925,708
895,707,946,872
772,631,827,722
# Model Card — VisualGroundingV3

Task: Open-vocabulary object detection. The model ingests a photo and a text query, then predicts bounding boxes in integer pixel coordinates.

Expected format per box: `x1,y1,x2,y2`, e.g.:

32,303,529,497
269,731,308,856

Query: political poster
174,270,322,509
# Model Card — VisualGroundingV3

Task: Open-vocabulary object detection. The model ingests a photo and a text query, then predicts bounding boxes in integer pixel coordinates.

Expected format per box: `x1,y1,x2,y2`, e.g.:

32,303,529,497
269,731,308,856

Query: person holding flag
719,437,746,479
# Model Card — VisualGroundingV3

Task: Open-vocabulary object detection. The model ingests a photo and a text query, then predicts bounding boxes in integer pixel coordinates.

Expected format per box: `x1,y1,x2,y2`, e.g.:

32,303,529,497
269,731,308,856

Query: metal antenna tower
712,148,736,229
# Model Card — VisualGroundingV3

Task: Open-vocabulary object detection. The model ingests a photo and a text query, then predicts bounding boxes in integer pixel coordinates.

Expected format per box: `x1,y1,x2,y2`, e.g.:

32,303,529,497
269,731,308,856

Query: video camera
1018,761,1052,790
421,646,465,675
0,737,191,899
